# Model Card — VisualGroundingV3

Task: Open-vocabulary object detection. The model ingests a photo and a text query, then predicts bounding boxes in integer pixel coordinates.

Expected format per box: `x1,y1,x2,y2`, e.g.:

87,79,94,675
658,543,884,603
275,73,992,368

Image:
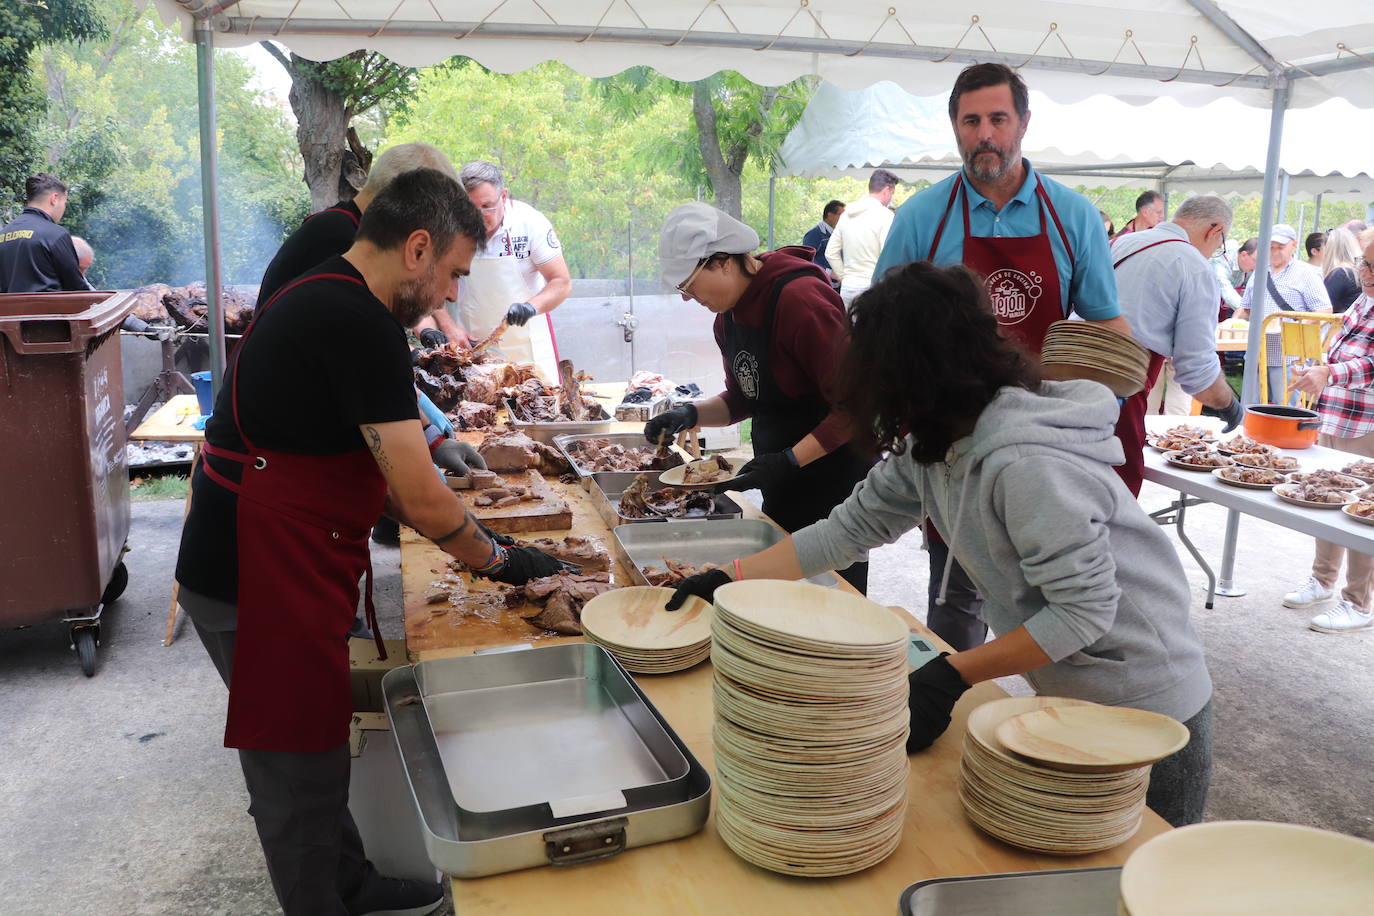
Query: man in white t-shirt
418,160,571,379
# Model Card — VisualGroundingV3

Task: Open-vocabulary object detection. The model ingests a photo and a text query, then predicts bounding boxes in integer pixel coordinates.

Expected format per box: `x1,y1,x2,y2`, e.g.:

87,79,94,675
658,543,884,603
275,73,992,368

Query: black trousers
180,587,376,916
925,537,988,651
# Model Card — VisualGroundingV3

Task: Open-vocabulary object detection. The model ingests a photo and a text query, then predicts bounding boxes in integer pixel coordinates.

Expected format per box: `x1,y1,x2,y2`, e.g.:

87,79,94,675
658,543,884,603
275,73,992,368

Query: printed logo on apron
733,349,761,399
985,268,1044,324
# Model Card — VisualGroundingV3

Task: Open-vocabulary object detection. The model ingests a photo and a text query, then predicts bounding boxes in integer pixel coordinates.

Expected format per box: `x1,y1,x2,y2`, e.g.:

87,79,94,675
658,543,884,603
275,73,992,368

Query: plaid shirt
1317,294,1374,438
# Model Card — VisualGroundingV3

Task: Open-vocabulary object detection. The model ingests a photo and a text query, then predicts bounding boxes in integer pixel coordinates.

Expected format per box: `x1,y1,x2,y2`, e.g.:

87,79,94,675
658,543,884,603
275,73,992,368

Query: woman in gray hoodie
668,261,1214,827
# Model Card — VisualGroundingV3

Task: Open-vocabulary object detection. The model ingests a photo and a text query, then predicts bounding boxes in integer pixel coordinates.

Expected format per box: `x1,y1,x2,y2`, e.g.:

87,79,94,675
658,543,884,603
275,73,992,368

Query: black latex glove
418,328,448,349
483,546,578,585
644,403,698,444
724,449,798,494
1201,397,1245,434
478,521,516,548
907,653,971,752
505,302,537,327
432,439,487,476
665,568,733,610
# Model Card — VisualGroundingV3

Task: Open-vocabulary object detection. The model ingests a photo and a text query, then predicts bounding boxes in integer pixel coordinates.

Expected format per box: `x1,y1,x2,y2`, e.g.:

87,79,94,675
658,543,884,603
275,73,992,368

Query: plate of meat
659,454,747,488
1217,435,1276,457
1285,470,1366,491
1162,424,1217,442
1164,449,1234,471
1341,502,1374,526
1340,460,1374,483
1213,466,1286,489
1148,434,1210,454
1233,451,1301,471
1273,483,1358,509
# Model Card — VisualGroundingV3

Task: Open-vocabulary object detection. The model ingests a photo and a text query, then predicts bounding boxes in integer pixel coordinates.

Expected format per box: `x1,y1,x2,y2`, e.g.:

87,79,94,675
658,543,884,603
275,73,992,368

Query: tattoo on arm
363,425,392,472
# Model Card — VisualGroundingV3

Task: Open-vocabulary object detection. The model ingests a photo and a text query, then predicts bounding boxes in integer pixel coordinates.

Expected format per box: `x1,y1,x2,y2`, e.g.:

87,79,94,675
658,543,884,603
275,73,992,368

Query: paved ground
2,480,1372,914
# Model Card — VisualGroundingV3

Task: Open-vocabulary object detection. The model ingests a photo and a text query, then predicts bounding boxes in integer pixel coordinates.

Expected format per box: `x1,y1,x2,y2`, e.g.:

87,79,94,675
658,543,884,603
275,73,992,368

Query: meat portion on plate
510,571,617,635
682,455,735,484
1286,470,1365,491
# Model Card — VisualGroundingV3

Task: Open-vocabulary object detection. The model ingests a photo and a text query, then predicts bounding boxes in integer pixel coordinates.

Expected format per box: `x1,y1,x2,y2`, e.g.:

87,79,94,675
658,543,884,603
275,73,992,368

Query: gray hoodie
793,380,1212,723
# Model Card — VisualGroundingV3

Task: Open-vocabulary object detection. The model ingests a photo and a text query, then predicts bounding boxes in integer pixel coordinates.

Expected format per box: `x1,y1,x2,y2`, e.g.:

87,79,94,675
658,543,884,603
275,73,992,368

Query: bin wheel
74,627,98,677
101,561,129,605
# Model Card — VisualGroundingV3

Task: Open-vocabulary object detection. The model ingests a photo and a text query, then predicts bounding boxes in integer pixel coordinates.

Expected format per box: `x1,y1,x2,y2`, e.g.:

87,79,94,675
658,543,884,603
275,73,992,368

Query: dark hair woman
665,261,1215,828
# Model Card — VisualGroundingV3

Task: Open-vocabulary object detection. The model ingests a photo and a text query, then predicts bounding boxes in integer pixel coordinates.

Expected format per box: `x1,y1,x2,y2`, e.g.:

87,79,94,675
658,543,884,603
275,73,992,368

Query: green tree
0,0,104,215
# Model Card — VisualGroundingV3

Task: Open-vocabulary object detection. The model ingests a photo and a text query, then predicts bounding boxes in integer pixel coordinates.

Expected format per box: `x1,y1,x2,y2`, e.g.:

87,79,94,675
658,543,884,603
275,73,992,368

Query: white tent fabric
778,82,1374,202
154,0,1374,109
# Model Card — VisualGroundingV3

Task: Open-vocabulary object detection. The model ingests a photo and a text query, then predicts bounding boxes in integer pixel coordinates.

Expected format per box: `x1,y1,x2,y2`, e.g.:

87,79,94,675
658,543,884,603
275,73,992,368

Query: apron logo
733,350,760,400
984,268,1043,325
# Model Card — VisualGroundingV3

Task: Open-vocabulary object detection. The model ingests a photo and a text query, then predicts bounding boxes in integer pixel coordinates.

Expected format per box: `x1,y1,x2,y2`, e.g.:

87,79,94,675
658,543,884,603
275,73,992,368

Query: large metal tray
899,867,1123,915
382,643,711,878
588,471,744,527
552,433,686,488
503,397,613,444
614,518,839,588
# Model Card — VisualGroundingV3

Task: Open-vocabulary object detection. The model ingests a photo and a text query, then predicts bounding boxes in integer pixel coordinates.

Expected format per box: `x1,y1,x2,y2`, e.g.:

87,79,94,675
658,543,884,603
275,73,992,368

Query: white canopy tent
778,81,1374,209
151,0,1374,412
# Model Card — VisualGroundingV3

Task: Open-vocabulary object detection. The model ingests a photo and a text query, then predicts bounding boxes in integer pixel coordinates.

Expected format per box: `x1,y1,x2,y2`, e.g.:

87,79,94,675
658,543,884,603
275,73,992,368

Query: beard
962,140,1017,183
394,263,441,329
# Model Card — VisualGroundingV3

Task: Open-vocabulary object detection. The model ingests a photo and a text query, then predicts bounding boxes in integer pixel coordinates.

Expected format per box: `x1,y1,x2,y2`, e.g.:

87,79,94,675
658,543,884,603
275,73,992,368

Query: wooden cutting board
457,469,571,533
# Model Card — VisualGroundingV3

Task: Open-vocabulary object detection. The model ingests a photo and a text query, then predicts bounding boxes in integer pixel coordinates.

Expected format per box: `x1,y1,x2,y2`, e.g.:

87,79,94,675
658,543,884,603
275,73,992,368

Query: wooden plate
579,586,712,651
1341,502,1374,526
1234,453,1301,471
713,580,909,648
1340,463,1374,483
1164,450,1233,471
1274,484,1358,510
1212,467,1284,489
1120,821,1374,916
1284,471,1365,491
658,455,747,488
995,705,1190,773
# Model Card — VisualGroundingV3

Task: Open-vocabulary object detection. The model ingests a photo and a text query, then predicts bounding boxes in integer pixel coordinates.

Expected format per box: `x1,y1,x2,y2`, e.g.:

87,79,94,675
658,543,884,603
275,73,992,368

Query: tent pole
1275,171,1290,224
1312,193,1323,232
194,19,226,391
1241,84,1290,406
767,176,776,250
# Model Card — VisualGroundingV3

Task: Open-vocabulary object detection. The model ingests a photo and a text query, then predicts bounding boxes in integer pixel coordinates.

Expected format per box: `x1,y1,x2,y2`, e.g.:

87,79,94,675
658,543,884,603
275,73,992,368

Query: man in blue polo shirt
873,62,1132,652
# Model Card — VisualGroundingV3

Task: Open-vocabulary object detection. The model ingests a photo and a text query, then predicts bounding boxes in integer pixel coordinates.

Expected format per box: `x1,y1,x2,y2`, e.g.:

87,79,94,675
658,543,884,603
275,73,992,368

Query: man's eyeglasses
477,203,503,213
1358,258,1373,273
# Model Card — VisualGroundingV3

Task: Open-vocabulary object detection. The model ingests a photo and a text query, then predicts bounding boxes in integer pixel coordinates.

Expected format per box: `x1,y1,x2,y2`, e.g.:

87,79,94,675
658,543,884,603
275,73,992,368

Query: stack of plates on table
709,580,910,877
1040,320,1152,397
578,586,712,674
959,697,1188,855
1119,821,1374,915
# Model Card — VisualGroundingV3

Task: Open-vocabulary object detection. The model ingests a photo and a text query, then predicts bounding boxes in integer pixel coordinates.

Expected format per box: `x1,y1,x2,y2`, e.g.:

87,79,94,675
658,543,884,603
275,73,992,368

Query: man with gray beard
174,169,568,916
872,62,1130,654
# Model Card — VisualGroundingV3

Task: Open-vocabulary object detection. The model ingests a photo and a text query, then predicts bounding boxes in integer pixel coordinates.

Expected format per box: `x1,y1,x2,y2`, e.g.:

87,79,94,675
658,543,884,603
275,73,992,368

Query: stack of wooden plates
578,586,712,674
1040,320,1152,397
709,580,910,877
1119,821,1374,915
959,697,1187,855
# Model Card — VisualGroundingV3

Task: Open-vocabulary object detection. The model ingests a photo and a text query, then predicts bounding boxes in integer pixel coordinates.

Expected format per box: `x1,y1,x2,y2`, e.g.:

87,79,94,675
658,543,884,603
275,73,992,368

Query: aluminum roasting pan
900,867,1123,916
587,470,744,527
382,643,711,878
503,397,613,444
614,518,839,588
552,433,686,488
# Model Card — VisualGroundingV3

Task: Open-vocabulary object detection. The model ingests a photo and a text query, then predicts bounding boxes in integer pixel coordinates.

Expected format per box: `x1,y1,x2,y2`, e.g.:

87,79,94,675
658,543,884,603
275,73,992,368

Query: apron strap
310,206,360,228
1035,177,1076,272
363,561,386,661
1112,237,1189,270
927,175,964,262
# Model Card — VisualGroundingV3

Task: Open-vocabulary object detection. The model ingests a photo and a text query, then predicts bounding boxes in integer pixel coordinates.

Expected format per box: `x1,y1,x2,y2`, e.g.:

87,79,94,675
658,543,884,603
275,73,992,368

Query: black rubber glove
1204,396,1245,434
665,568,733,610
505,302,537,326
478,521,516,548
432,439,487,476
419,328,448,349
644,403,698,444
724,449,798,494
907,653,971,753
483,546,578,585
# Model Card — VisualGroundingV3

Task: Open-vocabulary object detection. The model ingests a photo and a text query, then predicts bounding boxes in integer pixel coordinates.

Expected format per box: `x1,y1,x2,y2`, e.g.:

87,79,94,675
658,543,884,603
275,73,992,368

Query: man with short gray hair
417,159,571,380
1111,194,1244,493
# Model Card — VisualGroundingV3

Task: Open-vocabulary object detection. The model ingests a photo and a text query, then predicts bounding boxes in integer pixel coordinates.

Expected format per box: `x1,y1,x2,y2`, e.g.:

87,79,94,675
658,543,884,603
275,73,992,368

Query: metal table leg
1215,508,1247,597
1149,492,1217,610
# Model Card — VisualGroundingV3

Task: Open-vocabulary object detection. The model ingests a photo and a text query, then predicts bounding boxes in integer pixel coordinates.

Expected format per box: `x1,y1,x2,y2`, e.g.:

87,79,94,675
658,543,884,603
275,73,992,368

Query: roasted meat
644,486,714,517
681,454,734,484
520,536,608,571
565,437,672,473
415,367,465,412
508,362,606,422
513,571,617,635
477,428,540,471
1287,470,1364,491
640,558,720,587
454,400,497,430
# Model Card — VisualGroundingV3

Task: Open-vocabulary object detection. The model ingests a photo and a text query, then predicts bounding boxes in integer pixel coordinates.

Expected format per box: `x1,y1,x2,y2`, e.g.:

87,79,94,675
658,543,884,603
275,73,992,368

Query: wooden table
400,455,1171,912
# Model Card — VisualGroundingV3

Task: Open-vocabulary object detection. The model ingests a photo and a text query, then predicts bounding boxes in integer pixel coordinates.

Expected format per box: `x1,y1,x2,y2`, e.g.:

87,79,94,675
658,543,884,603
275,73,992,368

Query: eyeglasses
477,203,503,213
676,257,709,295
1359,258,1374,273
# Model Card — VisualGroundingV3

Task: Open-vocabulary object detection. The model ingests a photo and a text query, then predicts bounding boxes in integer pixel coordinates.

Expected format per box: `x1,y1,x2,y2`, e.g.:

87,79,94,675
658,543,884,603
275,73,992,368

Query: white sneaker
1309,600,1374,634
1283,576,1336,608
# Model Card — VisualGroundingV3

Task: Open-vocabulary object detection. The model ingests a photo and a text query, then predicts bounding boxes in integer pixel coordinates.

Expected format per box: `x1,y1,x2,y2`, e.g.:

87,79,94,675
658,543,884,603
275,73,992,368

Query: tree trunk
287,62,350,212
691,81,742,219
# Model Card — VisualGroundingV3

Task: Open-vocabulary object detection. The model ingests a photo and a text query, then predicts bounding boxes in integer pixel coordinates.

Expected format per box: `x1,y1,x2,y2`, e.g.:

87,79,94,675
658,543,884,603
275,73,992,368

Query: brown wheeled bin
0,290,136,676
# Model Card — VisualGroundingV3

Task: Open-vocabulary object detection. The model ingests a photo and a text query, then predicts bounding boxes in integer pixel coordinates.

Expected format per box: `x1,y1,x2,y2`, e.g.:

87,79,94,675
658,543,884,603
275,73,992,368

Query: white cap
1270,224,1298,244
658,202,760,287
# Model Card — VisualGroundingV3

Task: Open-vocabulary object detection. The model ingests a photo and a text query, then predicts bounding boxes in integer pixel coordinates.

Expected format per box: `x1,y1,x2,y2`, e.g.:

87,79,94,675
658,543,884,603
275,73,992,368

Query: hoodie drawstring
934,461,975,607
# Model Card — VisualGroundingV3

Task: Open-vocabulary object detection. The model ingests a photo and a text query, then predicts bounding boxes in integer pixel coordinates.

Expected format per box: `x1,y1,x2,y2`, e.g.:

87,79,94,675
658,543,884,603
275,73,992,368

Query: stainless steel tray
614,518,839,588
900,867,1122,915
383,643,711,877
589,471,744,527
552,433,686,488
503,397,613,444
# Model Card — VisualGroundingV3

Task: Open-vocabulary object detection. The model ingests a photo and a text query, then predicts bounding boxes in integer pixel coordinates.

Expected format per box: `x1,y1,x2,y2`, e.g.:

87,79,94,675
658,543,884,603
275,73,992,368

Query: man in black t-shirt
175,169,569,916
0,173,86,293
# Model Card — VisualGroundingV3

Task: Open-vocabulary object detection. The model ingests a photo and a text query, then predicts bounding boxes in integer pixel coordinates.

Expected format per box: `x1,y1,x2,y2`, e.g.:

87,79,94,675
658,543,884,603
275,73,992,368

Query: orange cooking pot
1243,404,1322,450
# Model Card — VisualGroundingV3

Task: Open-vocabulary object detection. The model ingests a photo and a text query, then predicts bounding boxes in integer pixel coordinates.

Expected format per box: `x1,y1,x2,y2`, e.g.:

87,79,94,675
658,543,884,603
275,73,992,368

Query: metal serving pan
552,433,686,488
899,867,1123,915
382,643,711,878
614,519,839,588
588,471,743,527
503,397,613,444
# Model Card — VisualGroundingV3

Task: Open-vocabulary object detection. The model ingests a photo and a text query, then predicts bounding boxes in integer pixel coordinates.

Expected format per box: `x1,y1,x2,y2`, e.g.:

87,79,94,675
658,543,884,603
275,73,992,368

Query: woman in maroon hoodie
648,202,872,591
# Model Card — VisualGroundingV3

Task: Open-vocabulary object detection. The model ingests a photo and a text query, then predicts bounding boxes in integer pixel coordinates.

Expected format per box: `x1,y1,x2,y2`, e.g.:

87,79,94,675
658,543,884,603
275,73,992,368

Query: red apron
928,172,1074,355
1109,238,1187,495
200,272,390,752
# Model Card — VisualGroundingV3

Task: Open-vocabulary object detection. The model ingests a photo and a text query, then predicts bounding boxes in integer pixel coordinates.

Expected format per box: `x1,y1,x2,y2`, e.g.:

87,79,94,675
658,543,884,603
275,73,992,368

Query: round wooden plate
714,580,909,648
1341,502,1374,526
1273,484,1358,510
658,456,747,488
1164,450,1233,471
995,705,1190,773
1212,467,1284,489
579,586,711,650
1284,471,1365,491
